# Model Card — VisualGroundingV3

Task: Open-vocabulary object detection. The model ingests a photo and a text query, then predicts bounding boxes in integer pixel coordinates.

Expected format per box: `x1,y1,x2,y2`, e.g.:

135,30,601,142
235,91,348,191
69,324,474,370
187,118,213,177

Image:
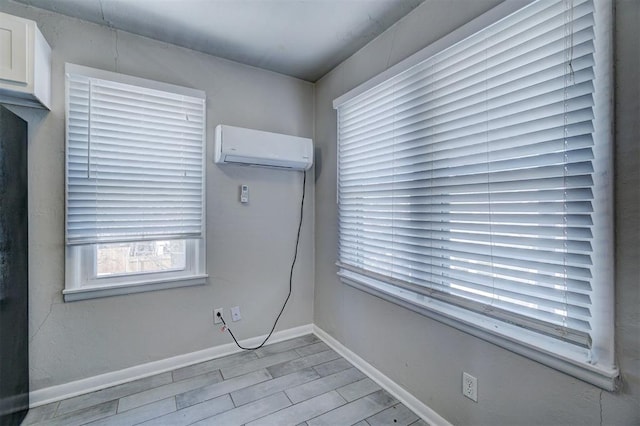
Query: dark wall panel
0,105,29,426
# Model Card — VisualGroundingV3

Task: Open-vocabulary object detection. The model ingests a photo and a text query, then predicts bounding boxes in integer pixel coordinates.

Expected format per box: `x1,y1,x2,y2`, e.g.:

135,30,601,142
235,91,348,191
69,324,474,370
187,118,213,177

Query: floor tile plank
85,397,176,426
138,394,234,426
230,368,319,407
31,400,117,426
307,389,397,426
295,341,331,357
220,349,300,379
253,335,319,358
176,369,271,409
246,390,346,426
366,403,419,426
21,402,59,425
267,350,341,378
337,377,381,402
286,367,365,404
55,372,173,416
172,351,258,382
118,370,222,413
190,392,291,426
313,358,352,377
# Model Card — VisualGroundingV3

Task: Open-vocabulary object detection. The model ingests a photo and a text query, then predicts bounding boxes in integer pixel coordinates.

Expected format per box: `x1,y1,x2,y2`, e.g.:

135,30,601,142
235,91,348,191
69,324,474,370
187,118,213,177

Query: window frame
333,0,617,390
64,238,206,302
63,64,207,301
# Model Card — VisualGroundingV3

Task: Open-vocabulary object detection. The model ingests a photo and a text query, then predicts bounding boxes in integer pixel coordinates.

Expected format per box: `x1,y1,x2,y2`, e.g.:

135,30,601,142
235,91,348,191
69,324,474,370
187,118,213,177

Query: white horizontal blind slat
336,0,601,348
66,70,206,245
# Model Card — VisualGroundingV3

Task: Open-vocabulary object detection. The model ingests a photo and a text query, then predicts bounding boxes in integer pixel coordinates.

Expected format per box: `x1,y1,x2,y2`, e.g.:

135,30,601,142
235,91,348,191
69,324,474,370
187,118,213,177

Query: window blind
336,0,609,349
65,65,206,245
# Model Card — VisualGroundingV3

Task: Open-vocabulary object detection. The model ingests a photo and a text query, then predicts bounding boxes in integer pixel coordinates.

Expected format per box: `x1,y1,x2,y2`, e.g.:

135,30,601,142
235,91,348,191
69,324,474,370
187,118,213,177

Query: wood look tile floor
21,335,427,426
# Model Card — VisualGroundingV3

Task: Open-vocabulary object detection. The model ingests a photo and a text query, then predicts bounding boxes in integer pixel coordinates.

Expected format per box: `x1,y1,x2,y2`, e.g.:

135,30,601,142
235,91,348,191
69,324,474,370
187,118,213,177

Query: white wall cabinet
0,11,51,110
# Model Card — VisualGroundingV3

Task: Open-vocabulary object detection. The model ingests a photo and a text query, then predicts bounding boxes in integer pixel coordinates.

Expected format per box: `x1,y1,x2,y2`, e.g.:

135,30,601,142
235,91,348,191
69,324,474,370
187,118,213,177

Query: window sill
338,270,619,391
63,274,208,302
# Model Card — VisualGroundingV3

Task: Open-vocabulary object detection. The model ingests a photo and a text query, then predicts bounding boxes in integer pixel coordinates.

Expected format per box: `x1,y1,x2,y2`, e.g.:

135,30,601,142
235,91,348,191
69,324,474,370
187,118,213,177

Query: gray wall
0,2,315,390
314,0,639,425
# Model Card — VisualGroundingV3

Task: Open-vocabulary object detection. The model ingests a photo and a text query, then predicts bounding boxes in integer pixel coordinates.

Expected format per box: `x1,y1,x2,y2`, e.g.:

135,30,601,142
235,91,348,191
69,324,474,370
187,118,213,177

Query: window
334,0,616,389
96,240,186,277
64,64,207,301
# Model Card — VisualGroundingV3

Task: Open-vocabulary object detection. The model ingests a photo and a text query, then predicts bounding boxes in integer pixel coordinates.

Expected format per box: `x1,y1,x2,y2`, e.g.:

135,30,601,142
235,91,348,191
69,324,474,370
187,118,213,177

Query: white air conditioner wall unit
214,124,313,170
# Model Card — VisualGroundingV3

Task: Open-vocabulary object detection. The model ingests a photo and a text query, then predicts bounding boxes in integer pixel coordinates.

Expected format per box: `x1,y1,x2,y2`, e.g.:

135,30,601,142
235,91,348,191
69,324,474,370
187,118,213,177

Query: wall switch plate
462,372,478,402
214,308,223,324
230,306,241,322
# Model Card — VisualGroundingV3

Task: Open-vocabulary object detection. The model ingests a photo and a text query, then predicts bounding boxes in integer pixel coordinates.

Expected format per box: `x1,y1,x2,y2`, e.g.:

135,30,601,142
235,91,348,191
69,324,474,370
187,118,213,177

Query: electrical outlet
214,308,223,324
462,372,478,402
230,306,241,322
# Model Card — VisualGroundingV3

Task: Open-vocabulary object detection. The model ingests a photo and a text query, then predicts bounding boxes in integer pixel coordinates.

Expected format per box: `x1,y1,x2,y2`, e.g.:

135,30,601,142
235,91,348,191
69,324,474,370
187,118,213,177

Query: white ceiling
15,0,424,82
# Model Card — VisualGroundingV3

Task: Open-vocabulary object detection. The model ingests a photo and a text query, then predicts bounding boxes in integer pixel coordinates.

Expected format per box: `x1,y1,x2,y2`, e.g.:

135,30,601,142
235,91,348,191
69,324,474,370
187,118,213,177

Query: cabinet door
0,13,28,85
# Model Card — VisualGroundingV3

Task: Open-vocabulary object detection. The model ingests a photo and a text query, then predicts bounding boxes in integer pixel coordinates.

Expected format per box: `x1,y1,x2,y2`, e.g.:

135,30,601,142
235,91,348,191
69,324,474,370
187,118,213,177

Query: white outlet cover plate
462,372,478,402
231,306,242,322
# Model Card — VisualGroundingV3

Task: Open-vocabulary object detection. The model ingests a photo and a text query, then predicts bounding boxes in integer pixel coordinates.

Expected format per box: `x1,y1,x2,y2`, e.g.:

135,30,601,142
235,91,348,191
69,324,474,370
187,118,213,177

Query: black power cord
217,170,307,350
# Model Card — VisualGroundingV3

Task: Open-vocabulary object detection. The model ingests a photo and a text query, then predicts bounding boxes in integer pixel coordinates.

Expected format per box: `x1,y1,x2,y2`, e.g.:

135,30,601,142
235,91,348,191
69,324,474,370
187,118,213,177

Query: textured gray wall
314,0,639,425
0,2,315,390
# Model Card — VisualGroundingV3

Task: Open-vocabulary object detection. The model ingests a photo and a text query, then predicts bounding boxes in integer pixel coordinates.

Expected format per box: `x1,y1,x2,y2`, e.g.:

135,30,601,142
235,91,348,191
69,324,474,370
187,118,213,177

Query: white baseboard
313,325,452,426
29,323,313,408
